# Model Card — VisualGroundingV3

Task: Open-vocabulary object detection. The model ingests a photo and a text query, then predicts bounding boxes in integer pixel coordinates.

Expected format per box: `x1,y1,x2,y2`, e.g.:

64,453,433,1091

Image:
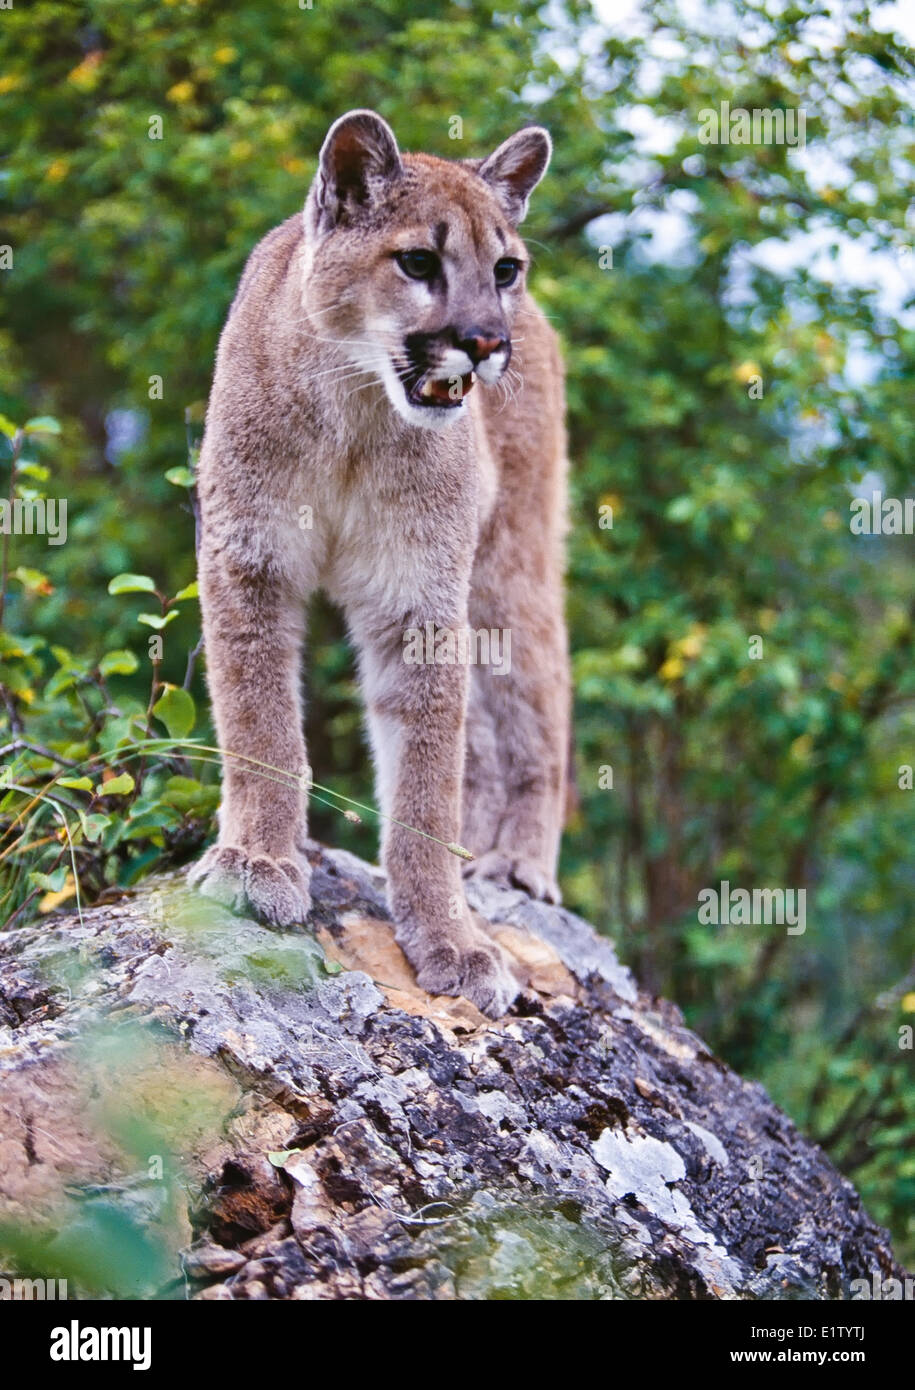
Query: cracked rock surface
0,844,905,1300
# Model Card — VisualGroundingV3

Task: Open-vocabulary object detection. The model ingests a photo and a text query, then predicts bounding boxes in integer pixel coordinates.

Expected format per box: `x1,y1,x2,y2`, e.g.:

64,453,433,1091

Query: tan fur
189,111,571,1017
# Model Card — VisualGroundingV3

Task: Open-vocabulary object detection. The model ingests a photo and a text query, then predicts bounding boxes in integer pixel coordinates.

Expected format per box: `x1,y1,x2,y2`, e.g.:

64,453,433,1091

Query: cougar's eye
395,249,439,281
494,257,521,288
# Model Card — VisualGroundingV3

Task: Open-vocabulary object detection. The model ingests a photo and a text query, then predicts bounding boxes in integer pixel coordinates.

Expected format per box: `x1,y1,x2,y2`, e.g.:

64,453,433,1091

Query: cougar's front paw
410,928,520,1019
463,850,561,905
188,846,311,927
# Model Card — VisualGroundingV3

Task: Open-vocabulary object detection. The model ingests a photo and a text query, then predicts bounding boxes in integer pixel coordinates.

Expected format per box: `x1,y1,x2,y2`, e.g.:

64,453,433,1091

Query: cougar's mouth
404,370,476,409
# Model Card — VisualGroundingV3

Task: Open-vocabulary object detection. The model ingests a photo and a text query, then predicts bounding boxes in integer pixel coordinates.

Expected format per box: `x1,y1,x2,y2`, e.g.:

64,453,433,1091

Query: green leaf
98,772,135,796
44,666,79,698
0,415,18,439
29,866,69,892
80,812,112,842
172,581,199,602
58,776,94,792
15,460,50,482
666,496,696,523
0,631,44,657
61,742,90,762
12,566,52,592
23,415,62,434
152,685,196,739
122,807,181,839
108,573,157,595
160,775,218,814
137,610,178,630
121,847,167,883
99,649,140,677
165,466,195,487
267,1149,302,1167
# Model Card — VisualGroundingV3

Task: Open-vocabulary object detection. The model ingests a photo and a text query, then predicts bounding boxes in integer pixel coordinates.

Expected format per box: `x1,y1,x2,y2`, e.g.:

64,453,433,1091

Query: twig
0,739,80,769
183,634,205,691
0,684,23,735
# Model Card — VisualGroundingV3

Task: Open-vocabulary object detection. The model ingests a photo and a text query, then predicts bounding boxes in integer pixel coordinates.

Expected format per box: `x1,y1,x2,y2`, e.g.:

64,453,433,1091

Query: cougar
189,110,571,1017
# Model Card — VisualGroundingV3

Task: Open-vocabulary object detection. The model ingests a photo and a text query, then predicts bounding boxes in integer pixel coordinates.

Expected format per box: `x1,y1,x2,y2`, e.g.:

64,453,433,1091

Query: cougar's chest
468,392,499,531
320,427,483,615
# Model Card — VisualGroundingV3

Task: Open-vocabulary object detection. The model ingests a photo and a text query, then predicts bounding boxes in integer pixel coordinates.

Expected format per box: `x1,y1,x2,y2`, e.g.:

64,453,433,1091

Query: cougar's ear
476,126,551,225
308,109,403,234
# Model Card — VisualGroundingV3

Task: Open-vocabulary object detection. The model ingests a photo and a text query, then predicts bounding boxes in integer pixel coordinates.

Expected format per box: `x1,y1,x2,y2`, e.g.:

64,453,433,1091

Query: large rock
0,845,904,1300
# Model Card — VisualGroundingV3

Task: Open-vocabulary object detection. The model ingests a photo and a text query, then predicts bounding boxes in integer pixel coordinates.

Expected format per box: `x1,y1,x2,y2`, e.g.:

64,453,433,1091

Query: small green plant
0,414,219,924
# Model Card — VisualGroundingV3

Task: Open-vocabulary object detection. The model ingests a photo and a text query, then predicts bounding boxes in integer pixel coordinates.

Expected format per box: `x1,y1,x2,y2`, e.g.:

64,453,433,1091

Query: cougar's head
303,110,551,431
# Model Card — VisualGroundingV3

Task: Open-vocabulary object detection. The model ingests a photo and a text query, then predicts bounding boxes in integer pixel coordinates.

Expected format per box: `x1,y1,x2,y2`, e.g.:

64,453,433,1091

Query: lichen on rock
0,845,905,1300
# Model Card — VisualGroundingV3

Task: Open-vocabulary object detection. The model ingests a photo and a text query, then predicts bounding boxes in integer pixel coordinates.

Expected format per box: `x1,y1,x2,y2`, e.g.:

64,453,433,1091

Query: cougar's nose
456,330,508,364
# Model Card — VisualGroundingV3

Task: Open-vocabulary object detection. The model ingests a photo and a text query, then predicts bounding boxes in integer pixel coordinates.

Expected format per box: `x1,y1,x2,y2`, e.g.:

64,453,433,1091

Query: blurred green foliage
0,1017,240,1298
1,0,913,1264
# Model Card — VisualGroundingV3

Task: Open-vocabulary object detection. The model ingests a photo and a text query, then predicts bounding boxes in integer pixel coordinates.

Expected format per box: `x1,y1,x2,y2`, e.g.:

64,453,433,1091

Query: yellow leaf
39,876,77,913
673,628,706,660
67,51,103,90
166,80,196,103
